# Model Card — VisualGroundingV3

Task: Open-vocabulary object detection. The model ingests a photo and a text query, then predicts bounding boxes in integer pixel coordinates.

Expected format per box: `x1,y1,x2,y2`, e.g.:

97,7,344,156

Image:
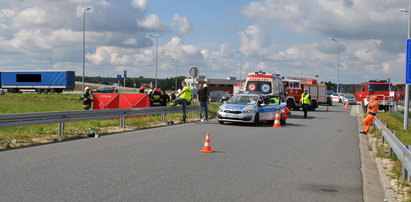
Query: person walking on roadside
360,96,379,134
82,87,93,110
171,81,192,122
197,83,209,122
301,89,311,118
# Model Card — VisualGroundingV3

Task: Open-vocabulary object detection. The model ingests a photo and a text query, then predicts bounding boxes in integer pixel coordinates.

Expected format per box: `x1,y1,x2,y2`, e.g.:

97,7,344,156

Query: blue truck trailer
0,70,75,93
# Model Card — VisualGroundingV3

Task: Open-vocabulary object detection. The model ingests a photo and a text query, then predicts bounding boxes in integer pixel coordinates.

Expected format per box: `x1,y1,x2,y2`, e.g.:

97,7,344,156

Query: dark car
209,91,231,103
92,86,118,93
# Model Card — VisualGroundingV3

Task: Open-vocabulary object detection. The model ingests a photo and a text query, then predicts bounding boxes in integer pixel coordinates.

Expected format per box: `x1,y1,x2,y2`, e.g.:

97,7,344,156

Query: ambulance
243,71,286,98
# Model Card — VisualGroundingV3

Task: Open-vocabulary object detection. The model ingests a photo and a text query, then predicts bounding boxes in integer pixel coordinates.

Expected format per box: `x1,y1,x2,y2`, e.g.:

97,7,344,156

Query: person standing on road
360,96,379,134
197,83,209,122
301,89,311,118
82,87,93,110
171,81,192,122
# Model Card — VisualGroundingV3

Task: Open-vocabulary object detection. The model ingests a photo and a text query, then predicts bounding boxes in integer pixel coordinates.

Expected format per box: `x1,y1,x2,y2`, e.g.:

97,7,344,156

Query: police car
217,92,287,125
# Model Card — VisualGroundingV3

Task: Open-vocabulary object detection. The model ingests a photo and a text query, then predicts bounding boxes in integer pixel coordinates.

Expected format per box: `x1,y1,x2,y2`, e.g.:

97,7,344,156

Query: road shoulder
354,104,394,201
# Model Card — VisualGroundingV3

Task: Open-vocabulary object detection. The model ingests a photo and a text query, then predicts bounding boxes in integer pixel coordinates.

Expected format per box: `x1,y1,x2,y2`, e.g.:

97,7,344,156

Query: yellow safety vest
181,86,192,101
301,93,311,104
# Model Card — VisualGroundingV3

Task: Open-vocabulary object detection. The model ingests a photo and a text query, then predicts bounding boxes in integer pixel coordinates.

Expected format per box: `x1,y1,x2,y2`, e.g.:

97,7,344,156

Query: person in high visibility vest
171,81,192,123
82,87,93,110
360,96,379,134
300,89,311,118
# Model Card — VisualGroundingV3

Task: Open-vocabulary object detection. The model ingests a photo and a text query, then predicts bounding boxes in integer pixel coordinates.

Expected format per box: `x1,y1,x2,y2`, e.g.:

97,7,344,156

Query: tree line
75,76,187,91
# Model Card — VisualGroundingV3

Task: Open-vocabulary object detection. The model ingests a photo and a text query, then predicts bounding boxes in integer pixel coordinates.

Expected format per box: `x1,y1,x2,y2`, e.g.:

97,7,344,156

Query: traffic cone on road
344,102,349,110
273,110,281,128
200,133,214,153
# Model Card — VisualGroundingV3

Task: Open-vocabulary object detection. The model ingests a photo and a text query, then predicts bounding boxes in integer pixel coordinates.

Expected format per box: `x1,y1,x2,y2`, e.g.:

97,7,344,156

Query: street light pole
401,1,411,131
82,7,91,92
331,38,340,93
236,50,243,81
147,34,159,88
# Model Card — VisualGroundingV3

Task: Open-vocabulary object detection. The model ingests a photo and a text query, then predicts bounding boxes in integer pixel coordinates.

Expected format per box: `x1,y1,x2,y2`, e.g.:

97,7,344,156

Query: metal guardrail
374,118,411,181
0,106,200,140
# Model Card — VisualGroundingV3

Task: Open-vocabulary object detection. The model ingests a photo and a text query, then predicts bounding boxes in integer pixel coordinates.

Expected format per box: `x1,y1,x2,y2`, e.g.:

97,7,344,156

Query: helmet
371,96,377,100
153,88,158,92
85,87,90,90
139,86,145,90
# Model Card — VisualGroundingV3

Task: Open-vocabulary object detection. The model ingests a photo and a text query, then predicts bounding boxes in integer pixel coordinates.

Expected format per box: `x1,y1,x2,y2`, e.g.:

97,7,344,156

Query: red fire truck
282,78,330,111
355,80,398,111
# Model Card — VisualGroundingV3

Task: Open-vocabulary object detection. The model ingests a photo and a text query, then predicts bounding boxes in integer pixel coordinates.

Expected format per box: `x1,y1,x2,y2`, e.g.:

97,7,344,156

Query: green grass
0,93,220,149
378,112,411,145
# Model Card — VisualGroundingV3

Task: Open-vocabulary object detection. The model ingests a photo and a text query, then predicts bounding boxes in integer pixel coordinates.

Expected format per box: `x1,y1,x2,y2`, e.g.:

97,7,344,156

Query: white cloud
131,0,149,11
137,14,168,31
171,14,193,35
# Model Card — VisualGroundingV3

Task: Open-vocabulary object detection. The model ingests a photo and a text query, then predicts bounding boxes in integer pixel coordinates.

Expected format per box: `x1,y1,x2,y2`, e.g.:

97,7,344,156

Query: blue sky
0,0,409,84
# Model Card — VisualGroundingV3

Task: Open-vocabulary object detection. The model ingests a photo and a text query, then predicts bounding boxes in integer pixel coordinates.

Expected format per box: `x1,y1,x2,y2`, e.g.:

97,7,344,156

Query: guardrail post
120,117,126,128
161,113,165,122
403,166,410,181
57,122,64,141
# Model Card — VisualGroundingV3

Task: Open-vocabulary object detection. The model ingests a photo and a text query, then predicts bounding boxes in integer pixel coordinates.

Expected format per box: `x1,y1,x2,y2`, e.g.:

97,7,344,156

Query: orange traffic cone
200,133,214,153
344,102,349,110
273,110,281,127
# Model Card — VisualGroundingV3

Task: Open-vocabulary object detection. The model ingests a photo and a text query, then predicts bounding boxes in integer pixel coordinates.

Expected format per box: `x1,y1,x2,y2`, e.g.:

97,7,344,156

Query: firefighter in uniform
82,87,93,110
301,89,311,118
360,96,379,134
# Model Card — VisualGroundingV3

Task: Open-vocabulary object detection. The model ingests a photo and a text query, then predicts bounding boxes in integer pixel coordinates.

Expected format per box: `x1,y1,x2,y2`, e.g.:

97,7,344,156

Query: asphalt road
0,104,362,202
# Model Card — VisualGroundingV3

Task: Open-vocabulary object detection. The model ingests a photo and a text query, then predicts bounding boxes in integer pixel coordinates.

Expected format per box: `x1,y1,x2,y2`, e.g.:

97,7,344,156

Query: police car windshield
227,95,259,105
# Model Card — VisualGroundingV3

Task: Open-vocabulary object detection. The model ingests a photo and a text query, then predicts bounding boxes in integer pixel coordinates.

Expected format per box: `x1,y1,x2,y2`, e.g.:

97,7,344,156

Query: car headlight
244,108,254,113
219,107,224,112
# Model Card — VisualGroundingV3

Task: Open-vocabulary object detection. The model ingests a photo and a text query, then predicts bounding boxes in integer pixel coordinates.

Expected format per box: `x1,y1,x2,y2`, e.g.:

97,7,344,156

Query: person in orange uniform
360,96,379,134
281,107,291,124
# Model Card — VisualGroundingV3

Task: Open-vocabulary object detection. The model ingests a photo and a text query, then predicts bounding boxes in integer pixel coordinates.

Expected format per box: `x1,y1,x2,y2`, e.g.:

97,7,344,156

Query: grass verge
0,93,220,150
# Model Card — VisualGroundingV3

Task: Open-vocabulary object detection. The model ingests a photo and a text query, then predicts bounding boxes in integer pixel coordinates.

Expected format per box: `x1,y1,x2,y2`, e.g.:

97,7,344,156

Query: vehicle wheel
287,100,295,110
219,121,224,124
36,89,42,94
253,113,260,125
339,99,342,103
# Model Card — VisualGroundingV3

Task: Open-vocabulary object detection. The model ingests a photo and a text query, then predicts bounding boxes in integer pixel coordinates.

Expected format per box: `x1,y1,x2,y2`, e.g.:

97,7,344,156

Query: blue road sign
117,74,121,80
406,39,411,84
124,70,127,78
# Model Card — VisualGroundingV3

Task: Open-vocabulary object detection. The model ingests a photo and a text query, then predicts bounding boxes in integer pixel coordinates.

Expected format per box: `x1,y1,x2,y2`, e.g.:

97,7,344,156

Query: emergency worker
269,97,280,104
150,88,162,106
301,89,311,118
281,107,291,121
360,96,379,134
160,90,170,106
171,81,192,122
139,86,145,93
82,87,93,110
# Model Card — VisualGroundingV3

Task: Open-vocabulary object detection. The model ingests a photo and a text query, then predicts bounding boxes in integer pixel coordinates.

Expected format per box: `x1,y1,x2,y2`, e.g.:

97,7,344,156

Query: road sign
406,39,411,84
189,67,199,77
124,70,127,78
117,74,121,80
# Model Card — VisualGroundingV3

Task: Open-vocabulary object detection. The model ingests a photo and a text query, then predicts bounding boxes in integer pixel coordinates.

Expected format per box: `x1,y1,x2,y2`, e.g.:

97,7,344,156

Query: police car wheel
253,113,260,125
